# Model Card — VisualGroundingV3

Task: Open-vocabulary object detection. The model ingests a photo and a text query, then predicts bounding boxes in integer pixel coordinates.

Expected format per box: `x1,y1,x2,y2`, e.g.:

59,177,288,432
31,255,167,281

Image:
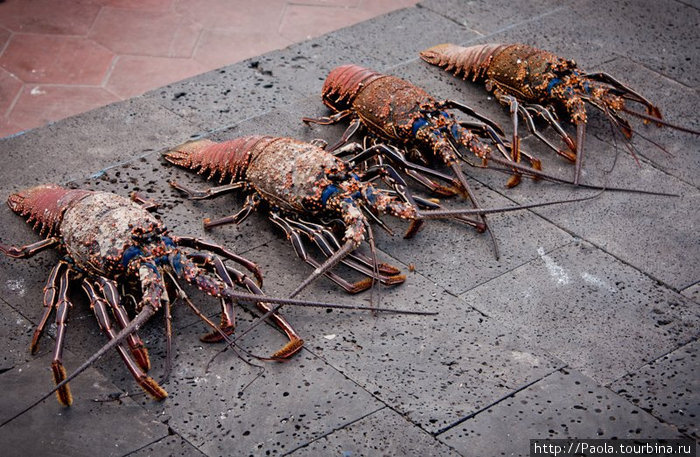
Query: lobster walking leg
188,252,238,342
97,278,151,371
0,237,59,258
51,265,73,406
81,281,167,400
173,235,264,286
30,261,66,354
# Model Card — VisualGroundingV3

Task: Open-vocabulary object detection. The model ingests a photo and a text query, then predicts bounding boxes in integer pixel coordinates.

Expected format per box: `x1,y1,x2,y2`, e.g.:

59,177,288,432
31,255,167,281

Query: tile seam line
281,405,388,456
433,365,567,436
118,429,177,457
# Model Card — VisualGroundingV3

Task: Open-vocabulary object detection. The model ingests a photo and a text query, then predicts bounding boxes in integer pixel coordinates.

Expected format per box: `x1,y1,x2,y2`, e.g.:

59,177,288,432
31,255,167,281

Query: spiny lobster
420,43,700,184
0,184,422,417
301,64,550,257
164,135,596,293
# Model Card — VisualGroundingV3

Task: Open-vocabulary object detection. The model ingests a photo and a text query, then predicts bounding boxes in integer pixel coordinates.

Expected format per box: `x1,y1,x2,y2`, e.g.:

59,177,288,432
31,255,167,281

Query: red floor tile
0,68,23,117
278,4,374,43
91,0,174,11
0,27,10,52
105,55,207,98
0,0,101,36
10,85,119,131
193,29,293,69
89,7,200,57
174,0,286,30
0,34,114,85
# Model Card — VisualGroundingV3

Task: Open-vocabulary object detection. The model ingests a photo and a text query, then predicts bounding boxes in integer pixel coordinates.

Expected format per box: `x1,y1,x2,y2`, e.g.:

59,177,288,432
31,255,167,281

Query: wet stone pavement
0,1,698,456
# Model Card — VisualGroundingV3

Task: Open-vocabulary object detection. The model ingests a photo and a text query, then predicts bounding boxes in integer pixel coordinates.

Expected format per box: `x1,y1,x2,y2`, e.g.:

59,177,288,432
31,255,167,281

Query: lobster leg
217,260,304,360
348,143,460,196
187,252,237,343
50,265,73,406
285,217,406,286
268,213,377,294
438,99,505,136
130,191,160,211
96,278,151,371
173,234,264,286
30,261,67,354
169,180,244,200
302,109,353,125
81,280,167,400
585,72,662,120
203,193,259,230
0,237,59,258
327,119,363,152
298,218,402,276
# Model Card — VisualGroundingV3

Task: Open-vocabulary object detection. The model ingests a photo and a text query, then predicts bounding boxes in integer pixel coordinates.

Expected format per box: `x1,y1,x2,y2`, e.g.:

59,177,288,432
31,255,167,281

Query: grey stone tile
126,434,208,457
289,407,460,456
0,352,169,457
438,369,684,457
0,97,202,195
681,282,700,303
474,132,699,291
0,299,36,372
332,7,479,68
570,0,700,88
585,57,699,189
142,59,306,133
130,323,384,457
418,0,563,36
611,339,699,439
252,35,387,99
460,242,699,385
246,237,563,435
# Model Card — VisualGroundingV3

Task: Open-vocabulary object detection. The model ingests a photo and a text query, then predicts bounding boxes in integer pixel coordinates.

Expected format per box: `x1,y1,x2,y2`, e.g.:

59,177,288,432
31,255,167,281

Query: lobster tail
7,184,90,236
164,136,272,183
420,43,510,82
321,65,385,111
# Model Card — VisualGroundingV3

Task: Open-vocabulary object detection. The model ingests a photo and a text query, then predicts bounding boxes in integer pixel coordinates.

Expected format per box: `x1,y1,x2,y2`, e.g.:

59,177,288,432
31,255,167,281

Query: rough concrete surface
0,1,697,456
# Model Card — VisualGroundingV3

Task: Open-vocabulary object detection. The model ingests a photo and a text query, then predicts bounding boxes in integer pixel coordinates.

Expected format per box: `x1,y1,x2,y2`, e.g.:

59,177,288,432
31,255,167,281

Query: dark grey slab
570,0,700,88
0,352,169,457
611,338,699,440
143,56,306,133
332,7,479,68
0,97,202,194
682,282,700,303
126,434,208,457
438,369,684,457
131,323,384,457
245,237,563,434
0,299,38,372
460,242,699,385
251,35,387,100
585,57,699,189
289,407,460,456
474,132,699,291
418,0,563,36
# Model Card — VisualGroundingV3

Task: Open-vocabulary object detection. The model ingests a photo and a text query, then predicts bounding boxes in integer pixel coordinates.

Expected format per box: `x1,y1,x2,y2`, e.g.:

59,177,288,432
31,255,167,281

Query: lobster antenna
621,107,700,135
486,156,678,196
574,122,585,185
416,190,603,218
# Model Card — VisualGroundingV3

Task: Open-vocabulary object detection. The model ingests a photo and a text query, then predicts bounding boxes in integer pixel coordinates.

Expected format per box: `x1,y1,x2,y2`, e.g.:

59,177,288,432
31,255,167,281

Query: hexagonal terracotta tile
89,8,200,57
278,4,373,43
174,0,285,30
0,0,101,35
0,34,114,85
105,55,207,98
0,68,22,117
193,29,293,69
9,85,119,131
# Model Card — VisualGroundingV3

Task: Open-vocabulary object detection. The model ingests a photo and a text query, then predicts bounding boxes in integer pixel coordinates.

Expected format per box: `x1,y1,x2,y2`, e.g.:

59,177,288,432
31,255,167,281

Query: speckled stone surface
438,369,684,457
611,339,699,439
0,1,697,455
